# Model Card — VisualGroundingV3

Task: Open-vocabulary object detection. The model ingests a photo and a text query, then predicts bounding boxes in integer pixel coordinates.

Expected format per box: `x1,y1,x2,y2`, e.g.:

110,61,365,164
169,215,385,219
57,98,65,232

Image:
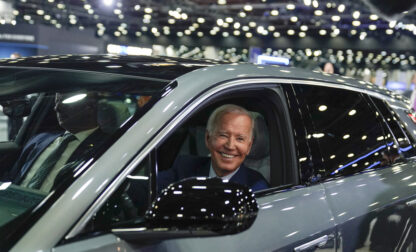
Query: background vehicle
0,55,415,251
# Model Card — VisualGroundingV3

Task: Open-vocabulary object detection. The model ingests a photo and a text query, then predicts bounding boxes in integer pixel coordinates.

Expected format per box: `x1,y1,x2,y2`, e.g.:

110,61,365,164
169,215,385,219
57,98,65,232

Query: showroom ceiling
3,0,416,72
7,0,416,41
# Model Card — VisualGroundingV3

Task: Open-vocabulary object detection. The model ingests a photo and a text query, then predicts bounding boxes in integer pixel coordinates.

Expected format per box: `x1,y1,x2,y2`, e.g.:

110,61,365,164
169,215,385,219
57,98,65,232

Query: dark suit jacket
6,129,107,185
158,155,269,192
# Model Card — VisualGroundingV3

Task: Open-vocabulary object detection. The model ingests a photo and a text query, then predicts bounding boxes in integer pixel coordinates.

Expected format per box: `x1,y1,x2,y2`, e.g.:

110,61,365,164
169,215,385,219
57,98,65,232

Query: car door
53,80,337,252
291,83,416,251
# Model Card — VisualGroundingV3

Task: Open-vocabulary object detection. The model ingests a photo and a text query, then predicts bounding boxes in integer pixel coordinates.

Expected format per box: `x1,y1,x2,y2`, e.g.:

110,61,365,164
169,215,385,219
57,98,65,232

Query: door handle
294,235,330,252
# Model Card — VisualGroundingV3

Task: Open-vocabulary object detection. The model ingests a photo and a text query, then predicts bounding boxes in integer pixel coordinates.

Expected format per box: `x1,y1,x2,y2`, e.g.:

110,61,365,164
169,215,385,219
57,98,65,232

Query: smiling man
159,104,269,192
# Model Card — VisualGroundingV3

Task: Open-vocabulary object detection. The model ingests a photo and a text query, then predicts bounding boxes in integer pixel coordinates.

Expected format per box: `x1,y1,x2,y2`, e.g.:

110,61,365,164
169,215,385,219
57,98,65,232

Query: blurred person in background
320,61,340,74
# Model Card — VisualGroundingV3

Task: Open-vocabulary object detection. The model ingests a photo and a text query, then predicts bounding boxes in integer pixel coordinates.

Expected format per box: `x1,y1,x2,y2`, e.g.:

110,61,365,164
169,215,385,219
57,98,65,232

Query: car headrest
97,100,131,134
246,112,269,160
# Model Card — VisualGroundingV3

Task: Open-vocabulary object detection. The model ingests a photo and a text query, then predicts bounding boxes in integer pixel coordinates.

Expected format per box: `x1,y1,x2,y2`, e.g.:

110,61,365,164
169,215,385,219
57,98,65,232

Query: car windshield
0,67,170,233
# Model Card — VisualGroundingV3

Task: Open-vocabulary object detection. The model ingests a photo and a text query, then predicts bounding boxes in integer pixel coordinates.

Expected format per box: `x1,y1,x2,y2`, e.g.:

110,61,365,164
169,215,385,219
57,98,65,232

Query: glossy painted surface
146,177,258,233
324,160,416,251
3,55,415,251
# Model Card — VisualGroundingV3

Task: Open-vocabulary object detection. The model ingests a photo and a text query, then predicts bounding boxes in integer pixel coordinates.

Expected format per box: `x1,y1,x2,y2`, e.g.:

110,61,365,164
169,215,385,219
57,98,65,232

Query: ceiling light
314,10,323,16
299,32,306,37
312,0,319,8
239,12,246,18
242,26,249,31
348,109,357,116
57,3,65,9
44,15,51,20
319,29,327,35
338,4,345,12
181,13,188,20
300,25,308,31
168,19,175,24
103,0,113,6
304,0,311,6
23,15,31,20
197,17,205,23
386,29,393,35
12,10,19,16
245,32,253,38
36,10,44,15
144,7,153,13
249,21,256,27
369,24,377,30
271,10,279,16
197,32,203,37
369,14,378,20
233,22,240,29
268,25,275,31
286,4,296,10
226,17,233,23
222,32,229,37
177,31,183,37
185,30,191,35
351,29,357,35
84,4,91,10
244,5,253,11
332,15,341,22
273,32,280,37
290,16,298,22
234,30,240,36
217,19,224,26
352,20,361,26
352,11,360,19
218,0,226,4
389,20,397,28
134,5,140,11
287,29,295,35
256,26,265,34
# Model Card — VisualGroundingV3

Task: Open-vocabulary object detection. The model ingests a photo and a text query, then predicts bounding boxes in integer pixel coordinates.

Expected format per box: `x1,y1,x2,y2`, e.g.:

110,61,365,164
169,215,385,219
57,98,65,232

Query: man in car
6,91,108,192
159,104,269,192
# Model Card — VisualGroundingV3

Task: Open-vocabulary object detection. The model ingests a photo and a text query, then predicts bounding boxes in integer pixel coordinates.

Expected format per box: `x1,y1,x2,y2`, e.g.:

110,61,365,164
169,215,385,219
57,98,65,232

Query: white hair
206,104,254,138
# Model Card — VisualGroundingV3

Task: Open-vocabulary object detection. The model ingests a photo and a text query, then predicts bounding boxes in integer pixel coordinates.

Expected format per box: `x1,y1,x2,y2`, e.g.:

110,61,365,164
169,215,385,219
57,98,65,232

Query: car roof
0,54,220,81
0,54,405,104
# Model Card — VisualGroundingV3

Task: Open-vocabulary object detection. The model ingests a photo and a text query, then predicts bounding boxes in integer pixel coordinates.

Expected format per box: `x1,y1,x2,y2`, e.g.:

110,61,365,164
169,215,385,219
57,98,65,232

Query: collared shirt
21,127,98,192
208,162,240,180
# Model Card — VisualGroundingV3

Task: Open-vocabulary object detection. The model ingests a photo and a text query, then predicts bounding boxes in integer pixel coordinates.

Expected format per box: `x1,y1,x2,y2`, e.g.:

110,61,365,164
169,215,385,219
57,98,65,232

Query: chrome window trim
65,77,403,240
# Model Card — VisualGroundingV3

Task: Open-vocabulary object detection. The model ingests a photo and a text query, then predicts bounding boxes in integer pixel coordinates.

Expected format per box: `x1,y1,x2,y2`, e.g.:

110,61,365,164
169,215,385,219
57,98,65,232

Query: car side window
371,97,416,158
293,85,389,178
83,155,151,232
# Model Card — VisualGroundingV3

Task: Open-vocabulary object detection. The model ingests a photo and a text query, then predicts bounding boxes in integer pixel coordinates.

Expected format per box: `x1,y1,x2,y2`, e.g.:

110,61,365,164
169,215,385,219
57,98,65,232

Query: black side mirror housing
113,177,258,242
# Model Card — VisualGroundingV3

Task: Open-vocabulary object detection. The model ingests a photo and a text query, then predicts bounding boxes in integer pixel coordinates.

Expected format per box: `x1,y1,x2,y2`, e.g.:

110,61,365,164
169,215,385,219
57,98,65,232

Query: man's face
54,93,97,133
205,112,253,177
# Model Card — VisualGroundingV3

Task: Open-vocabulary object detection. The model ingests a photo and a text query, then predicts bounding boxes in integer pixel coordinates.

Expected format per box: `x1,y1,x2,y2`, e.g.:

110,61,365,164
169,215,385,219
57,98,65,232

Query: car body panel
323,159,416,251
54,185,336,252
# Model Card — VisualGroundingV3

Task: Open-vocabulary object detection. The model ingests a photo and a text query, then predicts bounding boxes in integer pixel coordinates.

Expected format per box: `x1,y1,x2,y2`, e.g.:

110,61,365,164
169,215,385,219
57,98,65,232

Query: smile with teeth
220,152,236,158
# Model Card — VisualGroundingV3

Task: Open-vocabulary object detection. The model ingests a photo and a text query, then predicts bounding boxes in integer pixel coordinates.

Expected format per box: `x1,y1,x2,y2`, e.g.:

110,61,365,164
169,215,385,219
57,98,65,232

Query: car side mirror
113,177,258,242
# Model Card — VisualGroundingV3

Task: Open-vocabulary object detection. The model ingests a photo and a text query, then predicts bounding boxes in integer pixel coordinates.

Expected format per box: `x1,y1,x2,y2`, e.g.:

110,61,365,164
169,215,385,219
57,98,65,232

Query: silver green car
0,55,415,251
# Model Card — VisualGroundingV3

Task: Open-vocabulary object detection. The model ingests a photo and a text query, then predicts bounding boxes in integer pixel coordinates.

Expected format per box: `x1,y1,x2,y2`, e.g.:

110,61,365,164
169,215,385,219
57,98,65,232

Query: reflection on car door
292,83,416,251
